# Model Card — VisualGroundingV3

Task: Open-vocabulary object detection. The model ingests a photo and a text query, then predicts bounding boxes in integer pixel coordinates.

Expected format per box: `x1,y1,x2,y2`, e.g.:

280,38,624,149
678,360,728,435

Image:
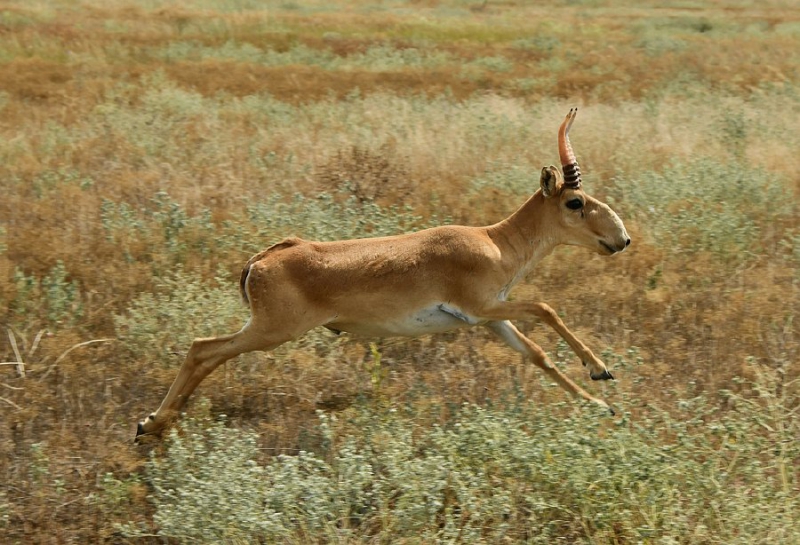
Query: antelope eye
566,198,584,210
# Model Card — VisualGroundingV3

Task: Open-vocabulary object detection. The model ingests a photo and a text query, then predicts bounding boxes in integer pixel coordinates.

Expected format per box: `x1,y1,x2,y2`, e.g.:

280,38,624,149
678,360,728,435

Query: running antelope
136,109,630,438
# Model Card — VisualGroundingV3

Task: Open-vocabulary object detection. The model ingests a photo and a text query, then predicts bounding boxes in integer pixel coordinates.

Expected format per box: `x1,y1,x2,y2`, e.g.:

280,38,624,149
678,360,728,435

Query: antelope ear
540,165,560,198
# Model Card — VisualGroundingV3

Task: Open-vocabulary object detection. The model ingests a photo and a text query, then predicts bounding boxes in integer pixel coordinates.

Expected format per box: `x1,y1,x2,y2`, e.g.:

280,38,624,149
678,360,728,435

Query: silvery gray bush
121,359,798,543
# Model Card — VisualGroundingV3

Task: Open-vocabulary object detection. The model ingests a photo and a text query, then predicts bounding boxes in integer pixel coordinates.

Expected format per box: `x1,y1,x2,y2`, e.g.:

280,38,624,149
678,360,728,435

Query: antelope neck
486,192,558,287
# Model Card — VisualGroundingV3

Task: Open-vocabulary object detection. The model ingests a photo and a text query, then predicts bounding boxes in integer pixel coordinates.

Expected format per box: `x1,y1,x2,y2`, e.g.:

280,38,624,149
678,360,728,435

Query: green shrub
348,45,452,70
91,73,230,164
114,268,245,363
30,167,95,197
781,230,799,266
101,192,220,266
12,261,83,328
615,159,792,260
467,55,514,73
92,472,143,520
123,359,798,543
634,35,688,57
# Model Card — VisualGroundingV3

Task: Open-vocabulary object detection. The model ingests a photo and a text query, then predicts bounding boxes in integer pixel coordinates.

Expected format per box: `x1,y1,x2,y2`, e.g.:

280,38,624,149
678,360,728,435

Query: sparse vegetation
123,359,799,543
1,0,797,542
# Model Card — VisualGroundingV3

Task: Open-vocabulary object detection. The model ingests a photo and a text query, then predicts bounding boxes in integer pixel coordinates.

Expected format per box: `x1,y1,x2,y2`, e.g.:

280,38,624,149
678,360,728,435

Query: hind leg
136,321,291,438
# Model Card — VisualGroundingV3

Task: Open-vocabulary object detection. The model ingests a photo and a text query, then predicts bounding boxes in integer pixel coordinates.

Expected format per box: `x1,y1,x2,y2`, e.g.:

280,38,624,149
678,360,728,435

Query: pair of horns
558,108,582,189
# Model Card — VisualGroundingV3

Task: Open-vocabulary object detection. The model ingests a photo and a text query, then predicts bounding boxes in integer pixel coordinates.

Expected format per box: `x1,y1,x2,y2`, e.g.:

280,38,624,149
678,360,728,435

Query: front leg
485,320,614,415
477,300,614,381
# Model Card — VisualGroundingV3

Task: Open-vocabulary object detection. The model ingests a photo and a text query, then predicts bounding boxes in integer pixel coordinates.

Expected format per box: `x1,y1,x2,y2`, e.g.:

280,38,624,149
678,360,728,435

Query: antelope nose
625,237,631,247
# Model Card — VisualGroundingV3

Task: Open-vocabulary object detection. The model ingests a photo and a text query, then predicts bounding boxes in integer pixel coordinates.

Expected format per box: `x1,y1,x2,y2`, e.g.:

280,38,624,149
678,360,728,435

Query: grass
0,0,798,542
120,361,798,543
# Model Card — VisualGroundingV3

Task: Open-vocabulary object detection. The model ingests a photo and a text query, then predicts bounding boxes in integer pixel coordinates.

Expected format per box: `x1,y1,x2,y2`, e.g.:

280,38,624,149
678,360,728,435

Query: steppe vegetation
0,0,798,542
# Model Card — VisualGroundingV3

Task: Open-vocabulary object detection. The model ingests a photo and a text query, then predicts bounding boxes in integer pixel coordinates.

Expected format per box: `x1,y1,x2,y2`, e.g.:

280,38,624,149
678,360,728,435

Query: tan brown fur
137,115,631,438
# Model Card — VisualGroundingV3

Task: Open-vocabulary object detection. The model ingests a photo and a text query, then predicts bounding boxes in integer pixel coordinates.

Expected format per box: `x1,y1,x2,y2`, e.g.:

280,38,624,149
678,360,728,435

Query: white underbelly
327,304,477,337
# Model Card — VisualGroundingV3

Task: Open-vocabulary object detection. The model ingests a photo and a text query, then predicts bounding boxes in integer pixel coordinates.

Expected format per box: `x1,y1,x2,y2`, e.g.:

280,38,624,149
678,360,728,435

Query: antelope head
540,108,630,255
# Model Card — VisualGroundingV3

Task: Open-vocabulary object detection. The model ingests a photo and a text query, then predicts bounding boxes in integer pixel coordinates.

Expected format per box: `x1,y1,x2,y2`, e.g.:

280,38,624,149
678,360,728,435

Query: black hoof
608,406,616,417
591,369,614,381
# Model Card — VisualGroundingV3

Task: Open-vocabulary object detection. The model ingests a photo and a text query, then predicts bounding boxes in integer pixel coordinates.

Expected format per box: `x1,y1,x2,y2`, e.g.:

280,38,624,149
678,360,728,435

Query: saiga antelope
136,109,631,438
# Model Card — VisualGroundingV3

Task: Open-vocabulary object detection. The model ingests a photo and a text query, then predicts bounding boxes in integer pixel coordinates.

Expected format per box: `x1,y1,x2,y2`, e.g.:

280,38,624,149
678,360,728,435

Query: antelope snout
616,225,632,252
601,234,631,255
617,234,632,252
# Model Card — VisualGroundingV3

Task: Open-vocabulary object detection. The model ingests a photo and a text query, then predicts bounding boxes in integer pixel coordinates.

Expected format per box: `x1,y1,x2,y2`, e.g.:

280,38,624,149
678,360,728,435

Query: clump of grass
468,162,538,197
0,488,8,529
315,143,415,205
634,35,688,57
155,41,339,67
153,40,454,71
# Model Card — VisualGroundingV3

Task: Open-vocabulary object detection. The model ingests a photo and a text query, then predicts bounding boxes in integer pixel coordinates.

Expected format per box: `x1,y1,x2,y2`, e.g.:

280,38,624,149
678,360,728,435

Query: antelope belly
328,305,472,337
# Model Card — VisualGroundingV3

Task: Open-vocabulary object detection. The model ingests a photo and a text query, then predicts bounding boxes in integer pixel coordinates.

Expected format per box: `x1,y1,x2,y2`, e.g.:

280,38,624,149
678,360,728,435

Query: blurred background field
0,0,797,542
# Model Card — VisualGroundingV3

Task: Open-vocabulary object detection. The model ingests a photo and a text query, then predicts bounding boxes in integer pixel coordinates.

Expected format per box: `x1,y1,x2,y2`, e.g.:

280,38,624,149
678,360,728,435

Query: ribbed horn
558,108,582,189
